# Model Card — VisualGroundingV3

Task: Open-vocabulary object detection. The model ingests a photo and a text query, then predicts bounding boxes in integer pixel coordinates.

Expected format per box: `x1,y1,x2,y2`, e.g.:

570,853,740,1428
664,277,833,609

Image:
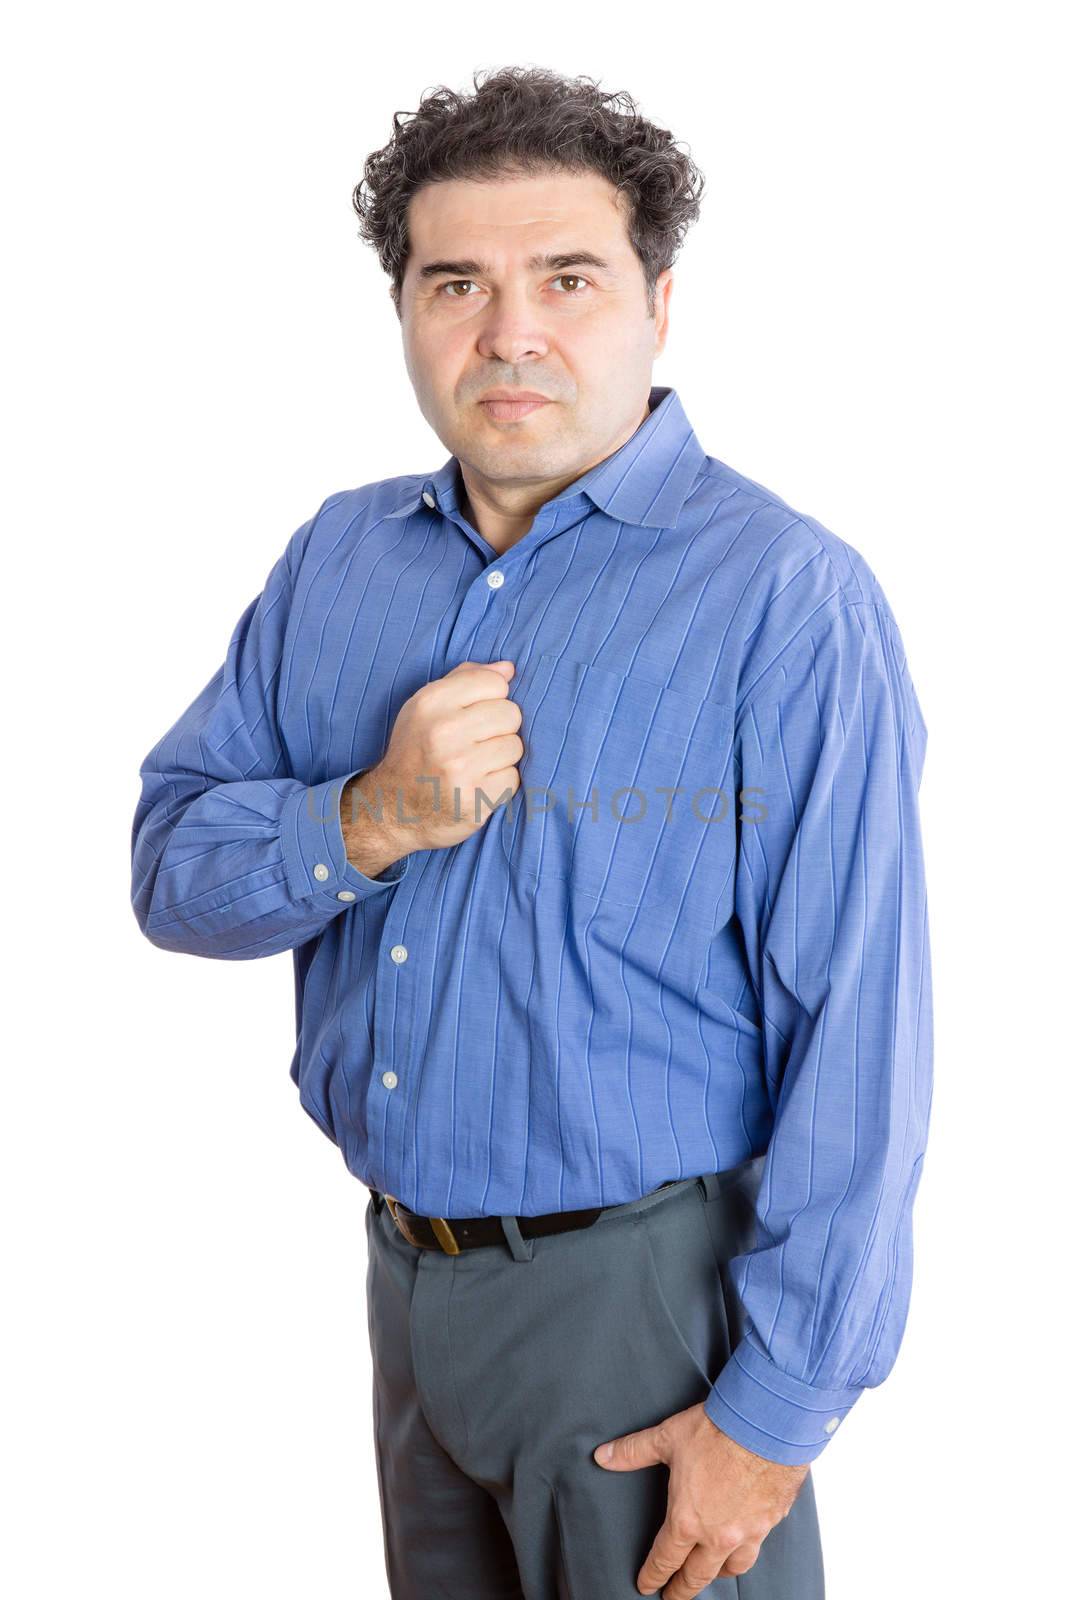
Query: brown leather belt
371,1183,680,1254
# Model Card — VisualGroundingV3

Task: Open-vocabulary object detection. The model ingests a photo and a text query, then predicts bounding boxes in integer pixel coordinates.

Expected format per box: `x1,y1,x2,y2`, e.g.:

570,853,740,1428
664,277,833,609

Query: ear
653,269,673,356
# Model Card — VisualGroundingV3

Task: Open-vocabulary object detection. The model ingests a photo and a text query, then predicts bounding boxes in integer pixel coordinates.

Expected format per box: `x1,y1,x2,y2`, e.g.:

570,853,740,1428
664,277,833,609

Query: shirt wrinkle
131,383,933,1468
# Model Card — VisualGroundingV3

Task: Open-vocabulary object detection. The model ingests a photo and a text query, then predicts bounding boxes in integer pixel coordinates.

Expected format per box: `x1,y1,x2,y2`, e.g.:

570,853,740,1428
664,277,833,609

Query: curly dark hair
352,66,705,320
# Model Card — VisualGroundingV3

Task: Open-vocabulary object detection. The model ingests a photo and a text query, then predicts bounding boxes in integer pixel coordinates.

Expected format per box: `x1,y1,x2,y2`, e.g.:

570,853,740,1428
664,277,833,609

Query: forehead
406,170,631,260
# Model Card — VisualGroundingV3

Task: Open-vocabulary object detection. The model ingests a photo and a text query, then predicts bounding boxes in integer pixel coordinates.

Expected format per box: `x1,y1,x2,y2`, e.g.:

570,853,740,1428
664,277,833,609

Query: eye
439,274,591,299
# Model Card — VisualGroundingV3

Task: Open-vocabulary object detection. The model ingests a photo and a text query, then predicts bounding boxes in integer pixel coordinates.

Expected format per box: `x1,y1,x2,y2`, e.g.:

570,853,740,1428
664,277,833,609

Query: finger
662,1544,728,1598
594,1425,664,1470
719,1539,763,1577
443,662,514,704
635,1520,696,1596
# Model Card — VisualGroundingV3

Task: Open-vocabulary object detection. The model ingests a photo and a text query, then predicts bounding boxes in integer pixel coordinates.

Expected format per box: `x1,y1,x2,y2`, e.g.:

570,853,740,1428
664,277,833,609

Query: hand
341,659,524,868
593,1402,809,1596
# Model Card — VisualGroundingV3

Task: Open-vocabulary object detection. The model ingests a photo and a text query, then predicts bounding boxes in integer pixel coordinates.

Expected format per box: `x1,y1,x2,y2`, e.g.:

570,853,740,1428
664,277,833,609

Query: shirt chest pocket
503,651,734,912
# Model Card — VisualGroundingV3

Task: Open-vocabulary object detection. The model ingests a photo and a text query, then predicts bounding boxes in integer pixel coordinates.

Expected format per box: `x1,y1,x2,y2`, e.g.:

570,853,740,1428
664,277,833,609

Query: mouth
478,397,553,422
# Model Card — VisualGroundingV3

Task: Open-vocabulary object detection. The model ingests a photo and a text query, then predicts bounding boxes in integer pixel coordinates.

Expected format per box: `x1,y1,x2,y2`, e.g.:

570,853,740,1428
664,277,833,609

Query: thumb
445,659,514,677
593,1425,664,1471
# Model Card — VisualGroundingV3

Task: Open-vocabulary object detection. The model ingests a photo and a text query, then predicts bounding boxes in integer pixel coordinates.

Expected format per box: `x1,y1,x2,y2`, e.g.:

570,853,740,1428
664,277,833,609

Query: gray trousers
363,1156,824,1599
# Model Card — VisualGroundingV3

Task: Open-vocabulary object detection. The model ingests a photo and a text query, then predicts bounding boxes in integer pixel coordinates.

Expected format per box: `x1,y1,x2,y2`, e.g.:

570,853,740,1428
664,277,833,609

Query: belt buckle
384,1195,461,1255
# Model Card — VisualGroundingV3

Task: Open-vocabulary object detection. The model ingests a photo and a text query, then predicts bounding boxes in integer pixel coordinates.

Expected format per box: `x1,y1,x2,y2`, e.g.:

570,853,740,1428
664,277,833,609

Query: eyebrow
416,250,617,283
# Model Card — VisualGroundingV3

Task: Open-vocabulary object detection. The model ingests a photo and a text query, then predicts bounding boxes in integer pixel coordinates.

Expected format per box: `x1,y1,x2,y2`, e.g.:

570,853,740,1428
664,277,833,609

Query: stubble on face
399,169,669,517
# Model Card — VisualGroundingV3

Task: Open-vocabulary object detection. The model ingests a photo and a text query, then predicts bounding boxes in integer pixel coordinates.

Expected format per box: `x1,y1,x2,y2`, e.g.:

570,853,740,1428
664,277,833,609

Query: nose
476,285,551,366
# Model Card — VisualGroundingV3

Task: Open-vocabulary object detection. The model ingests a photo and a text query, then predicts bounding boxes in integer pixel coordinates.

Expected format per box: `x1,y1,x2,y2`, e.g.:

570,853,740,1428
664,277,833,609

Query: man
132,66,932,1600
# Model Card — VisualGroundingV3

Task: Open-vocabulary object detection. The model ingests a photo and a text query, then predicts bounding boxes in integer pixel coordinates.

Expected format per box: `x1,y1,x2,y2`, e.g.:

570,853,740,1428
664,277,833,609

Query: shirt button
313,863,330,881
390,944,408,963
824,1417,841,1433
337,890,357,902
422,490,436,509
486,569,504,588
381,1070,398,1089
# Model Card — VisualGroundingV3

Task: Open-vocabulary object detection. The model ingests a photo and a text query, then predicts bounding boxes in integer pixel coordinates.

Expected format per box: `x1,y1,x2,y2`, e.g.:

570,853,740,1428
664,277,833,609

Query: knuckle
689,1567,720,1591
651,1421,673,1454
438,759,465,788
423,722,450,759
433,736,463,772
669,1514,702,1546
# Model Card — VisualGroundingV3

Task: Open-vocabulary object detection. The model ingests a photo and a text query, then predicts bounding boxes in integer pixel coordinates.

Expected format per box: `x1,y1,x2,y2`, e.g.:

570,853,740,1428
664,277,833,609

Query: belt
371,1181,683,1254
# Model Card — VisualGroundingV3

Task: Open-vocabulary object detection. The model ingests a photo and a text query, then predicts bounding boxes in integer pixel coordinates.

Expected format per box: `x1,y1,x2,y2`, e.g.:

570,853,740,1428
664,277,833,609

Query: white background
4,3,1063,1595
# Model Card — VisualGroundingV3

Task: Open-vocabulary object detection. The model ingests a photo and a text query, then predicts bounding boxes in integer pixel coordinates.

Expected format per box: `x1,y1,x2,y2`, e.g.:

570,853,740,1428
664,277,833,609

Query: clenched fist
339,659,524,878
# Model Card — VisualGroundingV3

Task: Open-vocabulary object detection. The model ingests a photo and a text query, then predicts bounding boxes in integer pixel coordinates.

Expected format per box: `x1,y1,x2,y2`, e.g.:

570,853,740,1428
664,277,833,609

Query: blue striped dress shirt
131,385,933,1465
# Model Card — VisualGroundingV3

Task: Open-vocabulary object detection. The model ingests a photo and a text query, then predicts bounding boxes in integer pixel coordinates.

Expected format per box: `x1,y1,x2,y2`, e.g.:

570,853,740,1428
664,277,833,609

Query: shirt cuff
703,1328,865,1465
280,769,410,907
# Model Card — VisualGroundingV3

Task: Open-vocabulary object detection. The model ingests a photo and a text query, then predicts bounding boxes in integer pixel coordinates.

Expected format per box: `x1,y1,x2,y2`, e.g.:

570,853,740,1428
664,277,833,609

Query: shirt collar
384,385,707,530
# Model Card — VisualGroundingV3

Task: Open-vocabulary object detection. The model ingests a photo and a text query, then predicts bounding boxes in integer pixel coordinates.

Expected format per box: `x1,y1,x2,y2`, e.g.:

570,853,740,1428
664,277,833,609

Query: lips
479,397,552,421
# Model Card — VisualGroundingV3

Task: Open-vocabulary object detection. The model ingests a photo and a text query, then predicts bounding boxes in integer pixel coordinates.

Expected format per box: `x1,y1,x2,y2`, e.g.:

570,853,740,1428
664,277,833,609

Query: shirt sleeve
130,513,409,959
702,598,933,1464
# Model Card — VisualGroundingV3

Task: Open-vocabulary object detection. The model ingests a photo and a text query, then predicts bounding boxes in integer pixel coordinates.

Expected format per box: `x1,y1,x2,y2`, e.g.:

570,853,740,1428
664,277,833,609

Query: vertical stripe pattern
131,386,933,1464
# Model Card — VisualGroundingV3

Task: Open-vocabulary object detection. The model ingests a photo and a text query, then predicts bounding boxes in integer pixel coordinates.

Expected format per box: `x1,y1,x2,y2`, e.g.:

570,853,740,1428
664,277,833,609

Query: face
398,169,672,509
